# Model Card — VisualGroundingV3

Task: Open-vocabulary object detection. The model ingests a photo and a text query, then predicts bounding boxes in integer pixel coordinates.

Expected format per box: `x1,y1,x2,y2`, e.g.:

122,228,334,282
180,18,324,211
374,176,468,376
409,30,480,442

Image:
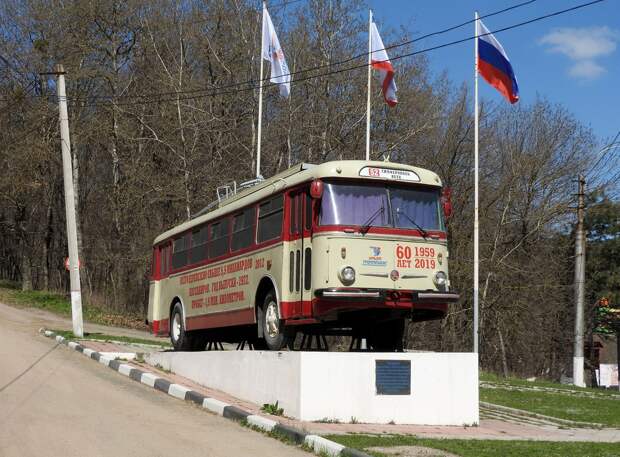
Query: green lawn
480,387,620,427
51,329,170,348
328,434,620,457
0,281,144,329
481,372,619,397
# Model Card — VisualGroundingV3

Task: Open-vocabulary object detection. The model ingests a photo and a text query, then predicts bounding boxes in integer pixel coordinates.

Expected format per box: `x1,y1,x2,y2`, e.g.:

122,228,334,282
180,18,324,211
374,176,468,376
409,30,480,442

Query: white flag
262,7,291,97
370,21,397,106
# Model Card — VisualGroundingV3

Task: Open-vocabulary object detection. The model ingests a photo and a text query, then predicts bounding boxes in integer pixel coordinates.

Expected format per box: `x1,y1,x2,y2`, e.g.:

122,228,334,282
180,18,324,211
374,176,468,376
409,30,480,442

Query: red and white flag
370,21,397,107
262,7,290,97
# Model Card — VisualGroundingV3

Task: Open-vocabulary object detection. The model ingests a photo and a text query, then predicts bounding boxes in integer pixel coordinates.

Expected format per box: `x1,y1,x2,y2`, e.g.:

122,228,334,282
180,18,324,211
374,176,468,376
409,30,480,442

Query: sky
367,0,620,143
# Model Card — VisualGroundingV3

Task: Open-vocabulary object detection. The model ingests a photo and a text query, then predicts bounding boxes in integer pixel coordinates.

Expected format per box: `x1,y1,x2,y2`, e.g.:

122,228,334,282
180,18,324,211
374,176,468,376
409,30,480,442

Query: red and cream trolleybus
147,161,459,351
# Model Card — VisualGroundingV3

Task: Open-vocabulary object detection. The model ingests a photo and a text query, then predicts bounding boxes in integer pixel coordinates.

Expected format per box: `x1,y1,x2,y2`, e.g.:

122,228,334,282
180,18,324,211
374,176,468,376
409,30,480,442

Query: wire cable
3,0,539,104
1,0,605,107
69,0,605,108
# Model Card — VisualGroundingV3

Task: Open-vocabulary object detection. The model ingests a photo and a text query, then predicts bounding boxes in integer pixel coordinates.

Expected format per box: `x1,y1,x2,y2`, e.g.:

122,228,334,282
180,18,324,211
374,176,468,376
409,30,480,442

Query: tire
170,302,202,351
368,319,405,352
259,291,290,351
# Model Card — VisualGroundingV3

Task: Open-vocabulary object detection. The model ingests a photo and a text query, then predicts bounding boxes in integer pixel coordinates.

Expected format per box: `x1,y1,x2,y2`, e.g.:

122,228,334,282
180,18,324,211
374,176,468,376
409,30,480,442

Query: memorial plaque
375,360,411,395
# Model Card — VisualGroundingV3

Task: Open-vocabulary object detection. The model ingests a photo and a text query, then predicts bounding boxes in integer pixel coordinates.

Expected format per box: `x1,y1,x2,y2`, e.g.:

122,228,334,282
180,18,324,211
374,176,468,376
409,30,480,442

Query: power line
65,0,544,102
2,0,538,104
70,0,605,108
0,0,605,108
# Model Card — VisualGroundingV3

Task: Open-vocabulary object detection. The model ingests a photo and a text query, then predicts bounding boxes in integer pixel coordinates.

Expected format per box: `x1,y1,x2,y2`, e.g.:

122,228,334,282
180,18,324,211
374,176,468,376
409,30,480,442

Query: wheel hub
265,301,279,338
172,313,181,342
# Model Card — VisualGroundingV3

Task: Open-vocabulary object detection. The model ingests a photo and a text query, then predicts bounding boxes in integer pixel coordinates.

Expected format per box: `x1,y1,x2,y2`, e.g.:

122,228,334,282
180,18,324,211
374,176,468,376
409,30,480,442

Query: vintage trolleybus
147,161,459,351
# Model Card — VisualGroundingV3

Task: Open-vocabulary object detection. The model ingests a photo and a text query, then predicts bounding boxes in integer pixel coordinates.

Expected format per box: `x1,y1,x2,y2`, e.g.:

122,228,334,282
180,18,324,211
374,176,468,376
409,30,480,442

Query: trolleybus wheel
260,291,290,351
170,302,198,351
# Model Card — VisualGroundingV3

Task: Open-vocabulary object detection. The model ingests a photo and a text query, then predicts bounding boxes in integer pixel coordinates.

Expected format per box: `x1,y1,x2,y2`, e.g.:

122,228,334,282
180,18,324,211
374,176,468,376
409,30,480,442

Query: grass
327,434,620,457
261,400,284,416
480,387,620,427
0,281,145,329
51,329,170,348
480,372,619,396
480,371,620,427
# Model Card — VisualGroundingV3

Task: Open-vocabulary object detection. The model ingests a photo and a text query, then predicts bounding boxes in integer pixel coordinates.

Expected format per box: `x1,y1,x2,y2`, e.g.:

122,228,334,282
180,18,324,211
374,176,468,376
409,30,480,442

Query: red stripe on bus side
151,318,169,336
185,307,255,331
280,300,313,319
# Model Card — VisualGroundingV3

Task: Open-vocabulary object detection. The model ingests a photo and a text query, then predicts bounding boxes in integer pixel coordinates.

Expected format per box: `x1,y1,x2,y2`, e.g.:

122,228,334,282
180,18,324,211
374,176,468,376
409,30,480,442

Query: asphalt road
0,302,309,457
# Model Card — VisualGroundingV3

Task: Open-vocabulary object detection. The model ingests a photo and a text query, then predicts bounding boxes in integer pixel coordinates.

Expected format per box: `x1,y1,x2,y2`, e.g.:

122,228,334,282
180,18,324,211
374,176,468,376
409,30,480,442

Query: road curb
40,329,371,457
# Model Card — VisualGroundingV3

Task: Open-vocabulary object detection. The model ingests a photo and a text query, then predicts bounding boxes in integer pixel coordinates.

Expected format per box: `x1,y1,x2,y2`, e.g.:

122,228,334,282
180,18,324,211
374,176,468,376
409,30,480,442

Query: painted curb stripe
305,435,345,456
140,372,159,388
202,397,229,415
168,384,190,400
273,423,307,444
186,391,205,406
40,330,373,457
118,364,133,376
223,405,250,421
246,415,277,432
154,378,171,393
129,369,145,382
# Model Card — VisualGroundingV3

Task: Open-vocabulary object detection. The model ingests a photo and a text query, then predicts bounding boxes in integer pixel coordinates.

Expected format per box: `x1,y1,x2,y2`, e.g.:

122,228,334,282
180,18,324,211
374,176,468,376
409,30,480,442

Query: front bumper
312,288,459,320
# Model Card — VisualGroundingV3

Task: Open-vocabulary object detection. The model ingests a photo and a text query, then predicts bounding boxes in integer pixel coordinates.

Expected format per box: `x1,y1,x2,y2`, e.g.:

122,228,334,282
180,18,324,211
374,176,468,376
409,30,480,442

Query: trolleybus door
287,189,312,318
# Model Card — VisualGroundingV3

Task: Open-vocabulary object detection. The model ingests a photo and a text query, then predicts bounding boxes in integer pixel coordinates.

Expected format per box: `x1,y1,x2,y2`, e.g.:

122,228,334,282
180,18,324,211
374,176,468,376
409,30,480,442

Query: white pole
55,64,84,338
365,10,372,161
573,175,586,387
473,12,480,354
256,1,266,179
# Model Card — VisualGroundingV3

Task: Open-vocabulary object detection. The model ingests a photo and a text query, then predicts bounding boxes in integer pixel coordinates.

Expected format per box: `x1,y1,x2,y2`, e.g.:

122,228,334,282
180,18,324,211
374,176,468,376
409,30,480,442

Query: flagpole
256,1,266,179
473,11,480,355
365,9,372,161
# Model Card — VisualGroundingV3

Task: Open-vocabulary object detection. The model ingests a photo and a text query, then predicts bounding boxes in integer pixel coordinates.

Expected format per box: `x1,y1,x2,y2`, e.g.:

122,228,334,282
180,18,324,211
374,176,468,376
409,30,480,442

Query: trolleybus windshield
320,181,444,231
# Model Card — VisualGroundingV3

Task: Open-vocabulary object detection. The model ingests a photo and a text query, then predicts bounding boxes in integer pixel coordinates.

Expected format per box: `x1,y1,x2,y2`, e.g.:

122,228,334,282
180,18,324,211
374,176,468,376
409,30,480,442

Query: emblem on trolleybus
390,269,400,281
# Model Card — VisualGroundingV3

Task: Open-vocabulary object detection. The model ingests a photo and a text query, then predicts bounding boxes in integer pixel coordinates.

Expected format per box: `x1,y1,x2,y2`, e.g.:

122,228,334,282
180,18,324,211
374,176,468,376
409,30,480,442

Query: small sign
376,360,411,395
359,166,420,182
64,257,82,271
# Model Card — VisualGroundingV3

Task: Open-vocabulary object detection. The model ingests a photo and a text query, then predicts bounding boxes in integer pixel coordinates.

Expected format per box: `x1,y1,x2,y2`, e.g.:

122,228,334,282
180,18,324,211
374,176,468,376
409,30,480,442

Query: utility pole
573,174,586,387
52,64,84,337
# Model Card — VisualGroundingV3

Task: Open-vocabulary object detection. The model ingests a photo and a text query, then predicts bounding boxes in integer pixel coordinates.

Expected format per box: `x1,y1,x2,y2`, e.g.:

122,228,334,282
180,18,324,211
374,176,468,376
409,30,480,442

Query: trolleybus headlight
434,271,447,287
340,266,356,285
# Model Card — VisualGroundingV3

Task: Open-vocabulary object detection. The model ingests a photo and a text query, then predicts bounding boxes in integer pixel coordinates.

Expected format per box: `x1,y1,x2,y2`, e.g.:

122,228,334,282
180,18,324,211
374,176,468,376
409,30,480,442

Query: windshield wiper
360,205,385,234
395,207,429,239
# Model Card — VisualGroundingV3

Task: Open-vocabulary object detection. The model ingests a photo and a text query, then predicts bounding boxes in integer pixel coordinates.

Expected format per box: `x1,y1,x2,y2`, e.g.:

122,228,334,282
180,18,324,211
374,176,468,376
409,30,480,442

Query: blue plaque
375,360,411,395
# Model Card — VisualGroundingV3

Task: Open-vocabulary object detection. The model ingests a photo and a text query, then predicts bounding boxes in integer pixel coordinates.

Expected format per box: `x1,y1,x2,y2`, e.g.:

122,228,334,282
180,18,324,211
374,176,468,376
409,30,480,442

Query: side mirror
310,179,324,199
441,187,453,219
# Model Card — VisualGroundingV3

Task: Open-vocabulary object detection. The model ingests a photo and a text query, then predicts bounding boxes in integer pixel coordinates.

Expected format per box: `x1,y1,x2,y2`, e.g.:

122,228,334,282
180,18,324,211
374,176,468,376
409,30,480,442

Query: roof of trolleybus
153,160,443,245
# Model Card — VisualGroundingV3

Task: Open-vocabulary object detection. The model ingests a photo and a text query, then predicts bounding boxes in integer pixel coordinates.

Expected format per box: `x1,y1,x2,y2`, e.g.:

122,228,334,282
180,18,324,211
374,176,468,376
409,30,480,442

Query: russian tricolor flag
477,19,519,104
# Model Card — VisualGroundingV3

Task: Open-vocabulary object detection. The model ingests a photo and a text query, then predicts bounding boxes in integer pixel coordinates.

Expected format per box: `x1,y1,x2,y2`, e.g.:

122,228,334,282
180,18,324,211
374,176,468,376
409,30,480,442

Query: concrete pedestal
146,351,479,425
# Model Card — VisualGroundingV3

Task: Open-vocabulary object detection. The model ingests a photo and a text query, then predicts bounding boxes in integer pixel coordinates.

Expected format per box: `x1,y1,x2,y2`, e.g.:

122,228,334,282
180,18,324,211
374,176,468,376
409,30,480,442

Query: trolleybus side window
232,207,255,251
171,234,190,270
305,193,312,231
190,226,209,264
161,244,170,275
257,195,284,243
290,193,301,235
209,219,230,259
